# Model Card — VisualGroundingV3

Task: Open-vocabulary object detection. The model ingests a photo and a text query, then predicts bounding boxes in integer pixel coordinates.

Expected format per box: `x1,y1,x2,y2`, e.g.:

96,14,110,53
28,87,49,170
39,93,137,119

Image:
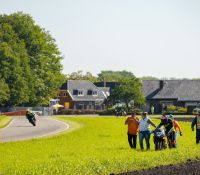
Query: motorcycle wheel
30,120,36,126
155,141,159,150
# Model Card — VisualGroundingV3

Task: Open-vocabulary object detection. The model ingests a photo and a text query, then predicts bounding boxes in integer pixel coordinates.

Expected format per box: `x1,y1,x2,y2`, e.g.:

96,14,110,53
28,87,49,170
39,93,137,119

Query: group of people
125,112,183,150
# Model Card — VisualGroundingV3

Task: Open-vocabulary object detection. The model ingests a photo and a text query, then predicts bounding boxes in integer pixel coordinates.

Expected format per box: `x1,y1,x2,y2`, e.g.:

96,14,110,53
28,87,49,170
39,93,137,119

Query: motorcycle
152,128,167,150
26,112,36,126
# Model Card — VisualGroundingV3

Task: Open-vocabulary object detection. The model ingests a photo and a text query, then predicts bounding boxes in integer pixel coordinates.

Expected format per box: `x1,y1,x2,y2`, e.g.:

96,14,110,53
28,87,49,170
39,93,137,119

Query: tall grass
0,116,199,175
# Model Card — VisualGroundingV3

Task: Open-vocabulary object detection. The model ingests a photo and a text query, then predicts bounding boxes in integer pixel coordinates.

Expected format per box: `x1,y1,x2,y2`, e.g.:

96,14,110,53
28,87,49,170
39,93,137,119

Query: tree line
1,12,198,108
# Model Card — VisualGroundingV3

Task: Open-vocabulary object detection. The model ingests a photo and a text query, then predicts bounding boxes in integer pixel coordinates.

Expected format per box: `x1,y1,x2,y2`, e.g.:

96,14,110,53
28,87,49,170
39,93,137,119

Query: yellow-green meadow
0,116,199,175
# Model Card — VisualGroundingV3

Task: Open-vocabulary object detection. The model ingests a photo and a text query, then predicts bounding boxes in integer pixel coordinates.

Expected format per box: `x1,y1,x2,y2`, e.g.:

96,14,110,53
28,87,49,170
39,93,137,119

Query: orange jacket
125,116,139,135
173,120,182,132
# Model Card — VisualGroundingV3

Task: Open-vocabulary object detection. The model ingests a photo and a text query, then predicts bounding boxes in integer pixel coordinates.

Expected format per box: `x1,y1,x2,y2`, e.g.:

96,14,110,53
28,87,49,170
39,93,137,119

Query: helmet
161,114,168,123
169,114,174,119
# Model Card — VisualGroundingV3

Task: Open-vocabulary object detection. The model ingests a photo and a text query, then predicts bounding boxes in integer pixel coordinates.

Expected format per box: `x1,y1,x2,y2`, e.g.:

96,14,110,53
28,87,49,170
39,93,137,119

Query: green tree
97,70,135,82
0,79,10,106
108,77,145,111
140,76,159,80
66,70,97,82
0,22,30,106
0,12,65,106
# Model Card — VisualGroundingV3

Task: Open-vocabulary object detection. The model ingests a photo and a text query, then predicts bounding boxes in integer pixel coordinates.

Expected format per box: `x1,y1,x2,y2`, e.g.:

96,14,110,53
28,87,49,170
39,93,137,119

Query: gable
61,80,108,101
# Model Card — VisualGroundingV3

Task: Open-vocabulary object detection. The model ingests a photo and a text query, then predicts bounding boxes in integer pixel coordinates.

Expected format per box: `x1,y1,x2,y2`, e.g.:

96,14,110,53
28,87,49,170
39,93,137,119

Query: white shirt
139,117,150,131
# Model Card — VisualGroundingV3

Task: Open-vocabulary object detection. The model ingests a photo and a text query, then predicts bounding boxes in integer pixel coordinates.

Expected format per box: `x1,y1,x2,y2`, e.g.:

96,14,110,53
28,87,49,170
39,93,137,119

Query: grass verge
0,116,199,175
0,115,13,128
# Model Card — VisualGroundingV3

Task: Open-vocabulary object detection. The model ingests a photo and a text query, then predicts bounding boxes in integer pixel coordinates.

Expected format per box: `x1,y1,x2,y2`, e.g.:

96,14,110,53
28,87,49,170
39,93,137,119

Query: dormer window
87,90,92,95
92,91,98,96
78,90,84,96
73,90,78,95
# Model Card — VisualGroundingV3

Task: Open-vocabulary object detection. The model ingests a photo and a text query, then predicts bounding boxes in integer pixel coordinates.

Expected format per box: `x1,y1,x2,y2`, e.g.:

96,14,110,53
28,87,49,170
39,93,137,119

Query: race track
0,116,69,142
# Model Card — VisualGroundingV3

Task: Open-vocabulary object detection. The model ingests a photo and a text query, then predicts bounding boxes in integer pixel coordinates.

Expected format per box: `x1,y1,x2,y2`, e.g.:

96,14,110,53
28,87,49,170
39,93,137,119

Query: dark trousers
128,134,137,148
196,130,200,144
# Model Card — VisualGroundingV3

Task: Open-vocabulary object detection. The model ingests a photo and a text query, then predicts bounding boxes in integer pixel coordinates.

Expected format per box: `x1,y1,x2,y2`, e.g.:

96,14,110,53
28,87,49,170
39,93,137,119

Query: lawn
0,116,199,175
0,115,13,128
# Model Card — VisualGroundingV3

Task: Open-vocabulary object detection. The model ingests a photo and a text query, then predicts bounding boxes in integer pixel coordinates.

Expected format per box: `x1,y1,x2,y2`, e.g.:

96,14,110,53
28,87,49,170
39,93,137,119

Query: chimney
160,80,164,89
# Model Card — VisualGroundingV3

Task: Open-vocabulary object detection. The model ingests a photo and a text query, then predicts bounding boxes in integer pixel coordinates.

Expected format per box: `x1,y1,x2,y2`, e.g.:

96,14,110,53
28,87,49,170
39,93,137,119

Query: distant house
58,80,200,114
142,80,200,114
58,80,110,110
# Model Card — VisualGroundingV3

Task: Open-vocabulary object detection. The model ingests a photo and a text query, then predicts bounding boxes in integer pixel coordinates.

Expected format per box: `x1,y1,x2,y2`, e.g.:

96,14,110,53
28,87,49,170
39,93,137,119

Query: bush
58,109,96,115
177,107,187,113
128,107,142,115
98,108,116,116
166,105,176,112
193,108,200,115
164,105,187,114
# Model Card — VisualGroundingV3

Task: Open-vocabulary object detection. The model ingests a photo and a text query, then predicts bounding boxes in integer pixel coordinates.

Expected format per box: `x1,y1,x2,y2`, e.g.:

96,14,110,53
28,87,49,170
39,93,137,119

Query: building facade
142,80,200,114
58,80,110,111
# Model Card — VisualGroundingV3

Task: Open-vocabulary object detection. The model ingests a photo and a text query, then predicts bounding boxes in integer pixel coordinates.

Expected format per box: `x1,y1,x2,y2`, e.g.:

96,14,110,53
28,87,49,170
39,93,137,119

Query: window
78,90,84,96
89,102,93,105
73,90,78,95
77,102,84,109
92,91,98,96
63,92,68,97
87,90,92,95
160,101,173,106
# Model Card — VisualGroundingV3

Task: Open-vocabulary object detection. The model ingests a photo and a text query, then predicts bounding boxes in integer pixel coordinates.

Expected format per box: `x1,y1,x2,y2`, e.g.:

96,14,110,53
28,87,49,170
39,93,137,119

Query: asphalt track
0,116,69,142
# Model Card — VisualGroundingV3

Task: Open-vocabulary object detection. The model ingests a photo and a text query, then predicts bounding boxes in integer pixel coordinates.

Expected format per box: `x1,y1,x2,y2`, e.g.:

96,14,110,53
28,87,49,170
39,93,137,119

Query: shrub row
57,107,143,116
57,109,98,115
164,105,187,114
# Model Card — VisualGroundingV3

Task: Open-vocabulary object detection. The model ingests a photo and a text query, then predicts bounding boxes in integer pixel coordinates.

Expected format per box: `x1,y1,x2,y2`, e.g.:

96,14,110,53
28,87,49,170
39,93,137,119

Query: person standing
125,113,139,149
151,105,155,114
169,114,182,144
191,112,200,144
139,112,156,150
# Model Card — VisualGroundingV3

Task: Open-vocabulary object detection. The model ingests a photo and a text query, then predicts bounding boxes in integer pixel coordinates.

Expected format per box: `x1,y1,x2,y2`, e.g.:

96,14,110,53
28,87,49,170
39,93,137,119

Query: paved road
0,117,69,142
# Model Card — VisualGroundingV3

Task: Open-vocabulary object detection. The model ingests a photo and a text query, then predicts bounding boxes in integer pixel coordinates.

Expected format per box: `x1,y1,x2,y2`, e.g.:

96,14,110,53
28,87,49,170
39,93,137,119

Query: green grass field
0,116,199,175
0,116,13,128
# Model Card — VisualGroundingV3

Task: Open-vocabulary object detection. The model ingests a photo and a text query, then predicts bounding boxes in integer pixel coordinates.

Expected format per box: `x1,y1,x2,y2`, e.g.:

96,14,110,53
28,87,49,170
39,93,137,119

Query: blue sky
1,0,200,78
